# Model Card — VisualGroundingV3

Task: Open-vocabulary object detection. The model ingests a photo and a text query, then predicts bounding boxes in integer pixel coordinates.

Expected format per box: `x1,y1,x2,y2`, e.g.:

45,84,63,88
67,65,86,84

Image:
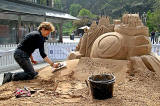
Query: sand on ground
0,57,160,106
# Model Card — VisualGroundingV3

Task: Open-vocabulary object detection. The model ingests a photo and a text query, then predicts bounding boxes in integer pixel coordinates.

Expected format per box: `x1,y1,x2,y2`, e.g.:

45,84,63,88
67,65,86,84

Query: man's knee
12,72,37,81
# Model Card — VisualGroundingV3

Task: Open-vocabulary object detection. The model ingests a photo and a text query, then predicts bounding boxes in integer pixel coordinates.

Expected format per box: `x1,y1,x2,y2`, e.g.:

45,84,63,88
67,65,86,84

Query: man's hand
52,63,60,68
31,60,38,64
44,56,60,68
30,55,38,64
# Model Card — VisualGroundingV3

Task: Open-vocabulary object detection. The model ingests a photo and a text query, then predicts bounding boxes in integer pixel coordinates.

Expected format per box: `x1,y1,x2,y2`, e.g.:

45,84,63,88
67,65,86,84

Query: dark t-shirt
17,31,47,58
151,31,155,37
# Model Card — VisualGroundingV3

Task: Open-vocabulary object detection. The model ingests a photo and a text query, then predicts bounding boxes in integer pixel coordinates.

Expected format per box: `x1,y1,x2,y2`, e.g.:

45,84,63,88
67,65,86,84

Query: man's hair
38,22,55,32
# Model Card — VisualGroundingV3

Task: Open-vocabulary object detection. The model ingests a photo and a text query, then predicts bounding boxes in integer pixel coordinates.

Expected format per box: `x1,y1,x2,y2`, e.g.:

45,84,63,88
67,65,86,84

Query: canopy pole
17,15,21,44
58,23,63,43
44,13,46,21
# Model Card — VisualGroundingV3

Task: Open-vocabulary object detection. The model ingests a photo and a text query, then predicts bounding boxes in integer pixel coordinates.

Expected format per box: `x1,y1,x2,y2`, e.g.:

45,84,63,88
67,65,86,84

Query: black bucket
88,74,115,100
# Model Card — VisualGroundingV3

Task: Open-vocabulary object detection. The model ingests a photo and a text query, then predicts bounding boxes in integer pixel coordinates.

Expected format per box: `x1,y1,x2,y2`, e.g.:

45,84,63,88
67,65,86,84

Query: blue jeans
13,49,38,81
151,36,155,44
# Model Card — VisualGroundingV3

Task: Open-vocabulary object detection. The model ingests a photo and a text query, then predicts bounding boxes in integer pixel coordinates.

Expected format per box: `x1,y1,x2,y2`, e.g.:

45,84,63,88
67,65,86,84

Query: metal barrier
32,42,77,62
151,44,160,55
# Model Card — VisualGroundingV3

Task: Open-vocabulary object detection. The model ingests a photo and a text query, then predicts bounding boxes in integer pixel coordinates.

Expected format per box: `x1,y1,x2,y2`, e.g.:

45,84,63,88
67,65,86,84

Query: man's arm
43,56,59,68
39,43,59,68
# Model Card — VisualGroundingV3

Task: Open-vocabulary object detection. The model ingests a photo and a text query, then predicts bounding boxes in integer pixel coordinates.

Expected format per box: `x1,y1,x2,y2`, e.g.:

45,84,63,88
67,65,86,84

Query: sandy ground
0,57,160,106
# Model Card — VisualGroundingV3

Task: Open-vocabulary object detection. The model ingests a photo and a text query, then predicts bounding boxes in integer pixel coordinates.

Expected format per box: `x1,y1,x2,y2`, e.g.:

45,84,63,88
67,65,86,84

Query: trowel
52,62,67,72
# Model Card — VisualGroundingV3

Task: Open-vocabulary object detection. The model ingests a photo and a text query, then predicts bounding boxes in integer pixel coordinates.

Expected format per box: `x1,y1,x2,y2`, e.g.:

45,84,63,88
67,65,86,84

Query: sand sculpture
68,13,160,75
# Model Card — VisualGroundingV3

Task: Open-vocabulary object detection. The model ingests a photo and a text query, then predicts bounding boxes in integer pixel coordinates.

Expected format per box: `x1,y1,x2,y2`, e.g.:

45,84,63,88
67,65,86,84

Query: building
0,0,78,44
23,0,54,8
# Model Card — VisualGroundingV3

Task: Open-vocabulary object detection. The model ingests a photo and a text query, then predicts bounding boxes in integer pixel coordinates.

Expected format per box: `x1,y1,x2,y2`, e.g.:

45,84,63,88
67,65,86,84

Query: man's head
38,22,55,37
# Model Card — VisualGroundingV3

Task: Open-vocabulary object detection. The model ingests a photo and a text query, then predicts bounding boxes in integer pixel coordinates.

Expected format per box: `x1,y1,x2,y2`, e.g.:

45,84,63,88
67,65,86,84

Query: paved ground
0,63,48,86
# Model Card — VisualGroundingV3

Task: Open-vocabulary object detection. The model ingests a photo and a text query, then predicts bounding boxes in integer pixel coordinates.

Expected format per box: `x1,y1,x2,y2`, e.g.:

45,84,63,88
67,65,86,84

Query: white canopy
79,26,90,29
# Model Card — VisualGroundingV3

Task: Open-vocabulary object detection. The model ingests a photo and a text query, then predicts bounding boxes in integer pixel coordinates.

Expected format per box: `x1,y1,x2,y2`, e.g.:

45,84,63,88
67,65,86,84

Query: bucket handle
85,80,89,87
85,80,104,90
85,80,91,96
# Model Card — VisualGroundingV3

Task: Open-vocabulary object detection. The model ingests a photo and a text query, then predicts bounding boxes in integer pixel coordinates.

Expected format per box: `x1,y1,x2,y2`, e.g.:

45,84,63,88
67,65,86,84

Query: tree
53,0,155,19
73,8,97,28
69,4,82,17
73,18,90,28
78,8,96,18
147,10,160,32
146,0,160,32
62,22,75,36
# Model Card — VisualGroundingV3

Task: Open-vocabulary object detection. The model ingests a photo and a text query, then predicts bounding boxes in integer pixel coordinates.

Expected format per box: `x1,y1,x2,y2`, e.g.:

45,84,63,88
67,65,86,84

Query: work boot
34,72,38,78
2,72,13,85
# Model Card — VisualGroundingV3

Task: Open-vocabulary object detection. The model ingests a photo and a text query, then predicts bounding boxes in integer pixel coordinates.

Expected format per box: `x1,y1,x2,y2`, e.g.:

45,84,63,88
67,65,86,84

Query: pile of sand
0,58,160,106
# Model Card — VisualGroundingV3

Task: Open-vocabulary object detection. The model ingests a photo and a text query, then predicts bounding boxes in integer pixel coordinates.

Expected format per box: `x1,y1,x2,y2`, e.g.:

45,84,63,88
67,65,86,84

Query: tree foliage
78,8,94,18
57,0,155,18
69,4,82,17
147,10,160,32
73,18,90,28
72,8,97,29
146,0,160,32
62,22,74,35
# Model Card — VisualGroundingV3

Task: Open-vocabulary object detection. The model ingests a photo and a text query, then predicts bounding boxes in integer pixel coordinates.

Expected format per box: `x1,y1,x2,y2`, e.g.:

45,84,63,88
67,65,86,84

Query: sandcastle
68,13,160,76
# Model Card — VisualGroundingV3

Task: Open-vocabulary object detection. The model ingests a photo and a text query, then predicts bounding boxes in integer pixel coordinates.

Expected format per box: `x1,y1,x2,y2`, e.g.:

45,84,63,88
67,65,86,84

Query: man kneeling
2,22,59,84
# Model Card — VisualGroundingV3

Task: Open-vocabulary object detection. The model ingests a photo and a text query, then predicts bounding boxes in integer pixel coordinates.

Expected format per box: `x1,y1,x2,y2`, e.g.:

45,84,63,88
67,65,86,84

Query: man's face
41,28,51,37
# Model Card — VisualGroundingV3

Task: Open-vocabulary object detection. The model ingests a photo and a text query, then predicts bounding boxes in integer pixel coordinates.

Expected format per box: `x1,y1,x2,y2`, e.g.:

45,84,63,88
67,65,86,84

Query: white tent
78,26,90,29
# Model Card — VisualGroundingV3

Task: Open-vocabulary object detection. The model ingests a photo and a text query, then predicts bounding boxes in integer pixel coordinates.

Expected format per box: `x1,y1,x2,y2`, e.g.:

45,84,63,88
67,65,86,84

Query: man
2,22,59,84
155,30,159,44
150,30,155,44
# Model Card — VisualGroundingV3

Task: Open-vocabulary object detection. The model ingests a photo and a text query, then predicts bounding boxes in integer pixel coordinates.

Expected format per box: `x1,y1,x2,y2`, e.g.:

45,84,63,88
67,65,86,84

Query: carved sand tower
68,16,114,59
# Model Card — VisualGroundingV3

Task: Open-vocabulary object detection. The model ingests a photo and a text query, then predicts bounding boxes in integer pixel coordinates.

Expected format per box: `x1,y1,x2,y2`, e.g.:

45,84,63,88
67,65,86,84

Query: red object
15,87,31,98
